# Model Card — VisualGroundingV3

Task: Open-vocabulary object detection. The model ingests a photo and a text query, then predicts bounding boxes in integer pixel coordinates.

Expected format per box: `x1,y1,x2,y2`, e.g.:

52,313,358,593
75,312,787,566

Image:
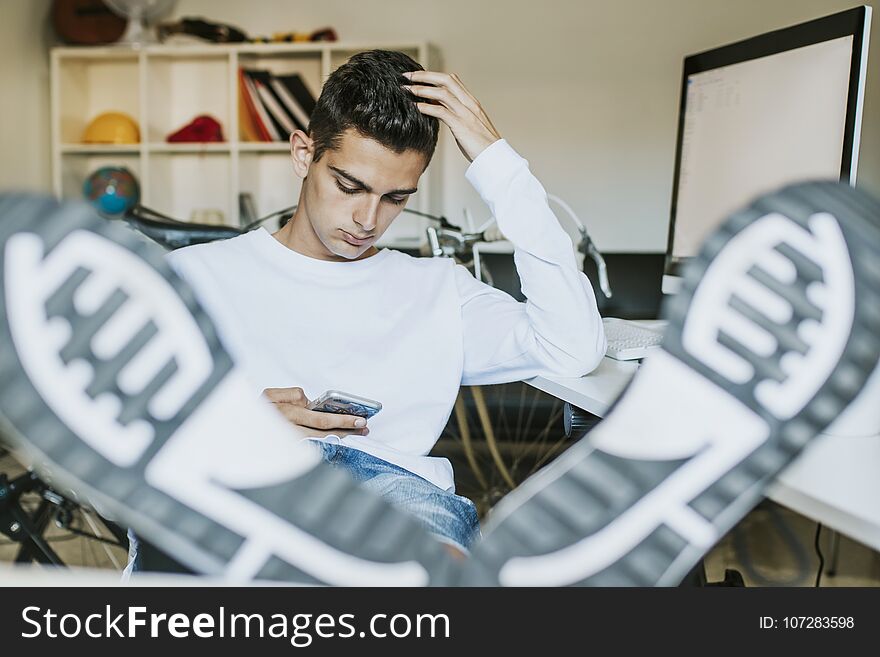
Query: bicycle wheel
0,448,128,570
434,382,597,516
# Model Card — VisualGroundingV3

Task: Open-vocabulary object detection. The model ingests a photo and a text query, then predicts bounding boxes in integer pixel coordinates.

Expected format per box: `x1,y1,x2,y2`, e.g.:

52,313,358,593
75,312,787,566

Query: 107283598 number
782,617,854,629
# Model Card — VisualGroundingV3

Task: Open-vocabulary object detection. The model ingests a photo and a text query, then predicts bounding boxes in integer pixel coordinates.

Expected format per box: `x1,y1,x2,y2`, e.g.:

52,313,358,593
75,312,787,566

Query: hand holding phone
262,386,375,437
306,390,383,419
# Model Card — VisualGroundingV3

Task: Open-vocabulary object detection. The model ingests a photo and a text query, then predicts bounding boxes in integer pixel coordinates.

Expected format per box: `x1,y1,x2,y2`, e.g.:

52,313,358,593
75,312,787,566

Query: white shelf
60,144,140,154
51,41,442,234
51,47,139,60
238,142,291,152
59,141,290,155
147,143,231,153
51,42,432,58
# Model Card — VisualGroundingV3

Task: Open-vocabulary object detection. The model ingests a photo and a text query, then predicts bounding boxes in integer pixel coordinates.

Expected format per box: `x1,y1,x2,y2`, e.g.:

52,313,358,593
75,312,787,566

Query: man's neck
272,206,378,262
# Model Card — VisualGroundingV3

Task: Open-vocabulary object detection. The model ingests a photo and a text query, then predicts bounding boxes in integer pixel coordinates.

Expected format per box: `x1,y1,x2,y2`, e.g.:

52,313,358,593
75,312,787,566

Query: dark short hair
308,50,439,165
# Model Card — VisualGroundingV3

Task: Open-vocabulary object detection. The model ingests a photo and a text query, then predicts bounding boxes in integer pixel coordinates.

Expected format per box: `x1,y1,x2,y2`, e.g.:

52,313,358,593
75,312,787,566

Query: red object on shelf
166,115,225,143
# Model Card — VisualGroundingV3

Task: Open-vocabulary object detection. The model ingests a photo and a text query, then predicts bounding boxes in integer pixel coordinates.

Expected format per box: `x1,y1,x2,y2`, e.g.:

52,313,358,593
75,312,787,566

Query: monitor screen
664,7,871,283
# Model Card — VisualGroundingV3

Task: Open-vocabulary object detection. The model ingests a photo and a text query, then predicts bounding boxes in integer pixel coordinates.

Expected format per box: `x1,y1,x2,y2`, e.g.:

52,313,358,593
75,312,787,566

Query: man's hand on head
403,70,501,162
262,387,370,438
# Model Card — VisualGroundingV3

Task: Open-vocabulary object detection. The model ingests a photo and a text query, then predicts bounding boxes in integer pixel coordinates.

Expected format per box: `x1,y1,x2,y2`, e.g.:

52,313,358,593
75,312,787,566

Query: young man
157,50,607,555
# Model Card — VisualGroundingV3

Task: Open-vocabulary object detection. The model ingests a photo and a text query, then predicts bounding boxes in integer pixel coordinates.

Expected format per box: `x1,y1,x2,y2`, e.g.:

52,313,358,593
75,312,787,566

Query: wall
3,0,877,251
0,0,52,192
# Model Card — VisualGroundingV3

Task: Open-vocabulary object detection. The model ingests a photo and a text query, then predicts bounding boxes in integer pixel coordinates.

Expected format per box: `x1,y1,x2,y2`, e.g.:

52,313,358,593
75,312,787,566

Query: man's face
298,129,427,260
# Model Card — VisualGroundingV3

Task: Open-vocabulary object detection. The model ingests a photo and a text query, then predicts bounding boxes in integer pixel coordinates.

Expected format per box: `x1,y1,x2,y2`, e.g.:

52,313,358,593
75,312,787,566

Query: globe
83,166,140,216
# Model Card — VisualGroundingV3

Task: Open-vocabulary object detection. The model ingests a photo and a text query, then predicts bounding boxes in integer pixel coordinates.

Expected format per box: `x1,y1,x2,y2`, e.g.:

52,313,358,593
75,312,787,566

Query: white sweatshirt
166,139,606,492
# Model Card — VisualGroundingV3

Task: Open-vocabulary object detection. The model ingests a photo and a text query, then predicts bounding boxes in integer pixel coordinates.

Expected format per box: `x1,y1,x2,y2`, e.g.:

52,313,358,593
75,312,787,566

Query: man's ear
290,130,314,178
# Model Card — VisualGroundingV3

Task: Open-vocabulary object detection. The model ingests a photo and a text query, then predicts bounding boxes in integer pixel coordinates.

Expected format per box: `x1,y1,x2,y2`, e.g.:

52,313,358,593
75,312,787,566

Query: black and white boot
0,195,457,585
465,181,880,586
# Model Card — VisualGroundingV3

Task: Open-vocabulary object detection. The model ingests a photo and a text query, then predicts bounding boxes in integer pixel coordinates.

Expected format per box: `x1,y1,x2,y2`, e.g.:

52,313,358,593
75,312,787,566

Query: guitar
156,17,248,43
51,0,127,45
156,18,337,44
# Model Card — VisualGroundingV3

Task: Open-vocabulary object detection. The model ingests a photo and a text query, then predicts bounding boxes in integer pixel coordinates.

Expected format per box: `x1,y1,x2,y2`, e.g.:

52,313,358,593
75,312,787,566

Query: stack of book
239,68,317,142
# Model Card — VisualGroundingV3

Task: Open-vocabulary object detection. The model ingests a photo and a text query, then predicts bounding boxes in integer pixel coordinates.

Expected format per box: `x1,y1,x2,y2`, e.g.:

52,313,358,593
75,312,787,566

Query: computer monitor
662,6,872,294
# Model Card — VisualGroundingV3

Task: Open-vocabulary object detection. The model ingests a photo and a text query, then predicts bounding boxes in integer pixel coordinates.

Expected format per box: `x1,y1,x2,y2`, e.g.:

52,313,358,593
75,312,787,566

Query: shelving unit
51,42,441,242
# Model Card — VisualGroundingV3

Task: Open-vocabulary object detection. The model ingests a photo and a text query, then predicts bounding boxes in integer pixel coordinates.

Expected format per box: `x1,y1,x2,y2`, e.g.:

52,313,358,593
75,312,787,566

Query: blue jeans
316,442,481,551
124,442,481,576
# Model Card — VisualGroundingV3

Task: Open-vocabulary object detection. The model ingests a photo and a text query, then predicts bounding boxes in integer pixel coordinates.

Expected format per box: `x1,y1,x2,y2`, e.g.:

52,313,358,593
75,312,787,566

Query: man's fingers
404,70,482,116
262,386,309,405
271,402,303,424
305,410,367,431
306,410,368,431
272,403,369,438
275,403,367,431
405,70,470,99
404,84,470,117
415,101,456,125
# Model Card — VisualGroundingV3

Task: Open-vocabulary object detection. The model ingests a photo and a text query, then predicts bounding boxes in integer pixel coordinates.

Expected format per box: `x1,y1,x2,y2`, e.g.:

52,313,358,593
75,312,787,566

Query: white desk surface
525,357,880,553
766,433,880,553
525,318,663,415
526,357,637,416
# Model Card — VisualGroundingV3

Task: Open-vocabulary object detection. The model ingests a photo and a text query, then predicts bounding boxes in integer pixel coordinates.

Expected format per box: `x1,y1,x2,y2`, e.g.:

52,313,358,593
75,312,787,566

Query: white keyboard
603,318,665,361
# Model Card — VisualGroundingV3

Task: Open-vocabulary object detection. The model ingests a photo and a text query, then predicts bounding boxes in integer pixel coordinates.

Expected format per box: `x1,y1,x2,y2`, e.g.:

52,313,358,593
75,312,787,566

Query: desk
526,318,664,415
526,358,636,416
525,358,880,553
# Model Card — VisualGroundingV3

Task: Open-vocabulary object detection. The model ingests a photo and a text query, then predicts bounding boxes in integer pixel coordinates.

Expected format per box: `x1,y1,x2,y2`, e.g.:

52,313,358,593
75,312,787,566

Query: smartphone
307,390,383,419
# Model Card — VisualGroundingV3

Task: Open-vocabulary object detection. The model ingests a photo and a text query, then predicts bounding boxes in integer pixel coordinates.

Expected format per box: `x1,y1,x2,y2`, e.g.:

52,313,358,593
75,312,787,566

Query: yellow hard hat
82,112,140,144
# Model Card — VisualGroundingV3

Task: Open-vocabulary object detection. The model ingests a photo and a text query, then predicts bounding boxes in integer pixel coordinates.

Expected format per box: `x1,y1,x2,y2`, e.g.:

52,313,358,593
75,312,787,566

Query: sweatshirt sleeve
458,139,606,385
